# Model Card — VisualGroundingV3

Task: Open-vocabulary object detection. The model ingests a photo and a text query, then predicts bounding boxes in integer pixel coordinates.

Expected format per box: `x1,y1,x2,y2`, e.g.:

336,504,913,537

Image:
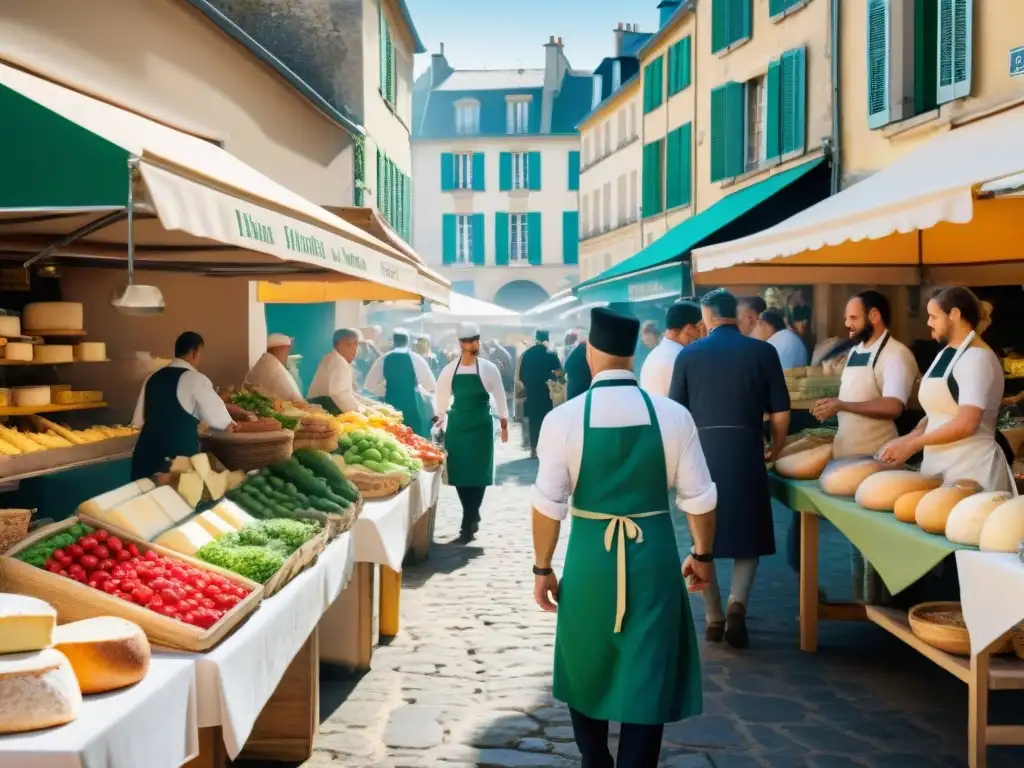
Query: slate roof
436,69,546,91
620,31,654,57
550,72,596,134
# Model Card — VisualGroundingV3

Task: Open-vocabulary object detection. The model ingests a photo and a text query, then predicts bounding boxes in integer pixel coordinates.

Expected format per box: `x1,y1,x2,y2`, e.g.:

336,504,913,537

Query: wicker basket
909,602,1014,657
292,428,339,453
327,498,363,537
261,523,329,598
345,468,403,500
203,429,294,471
0,508,32,554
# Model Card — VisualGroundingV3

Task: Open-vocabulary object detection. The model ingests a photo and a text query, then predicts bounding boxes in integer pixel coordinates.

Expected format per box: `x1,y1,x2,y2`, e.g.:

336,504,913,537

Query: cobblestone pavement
300,425,1024,767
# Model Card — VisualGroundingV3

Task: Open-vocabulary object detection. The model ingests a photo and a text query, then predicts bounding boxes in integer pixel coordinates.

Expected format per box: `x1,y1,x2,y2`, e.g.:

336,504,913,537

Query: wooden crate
261,524,329,598
0,517,263,652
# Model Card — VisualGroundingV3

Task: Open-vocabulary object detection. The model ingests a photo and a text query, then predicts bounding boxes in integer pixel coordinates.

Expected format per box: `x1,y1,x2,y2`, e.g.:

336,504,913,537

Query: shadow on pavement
495,457,539,487
402,541,484,589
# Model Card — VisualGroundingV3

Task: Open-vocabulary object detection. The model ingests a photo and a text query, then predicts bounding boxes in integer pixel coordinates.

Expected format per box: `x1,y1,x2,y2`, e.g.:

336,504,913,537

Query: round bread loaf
775,443,832,480
855,470,942,511
819,456,890,497
53,617,150,694
913,483,981,534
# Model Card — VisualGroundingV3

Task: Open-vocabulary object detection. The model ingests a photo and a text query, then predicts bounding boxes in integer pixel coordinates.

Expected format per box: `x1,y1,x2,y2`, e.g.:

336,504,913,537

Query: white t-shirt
767,329,809,371
850,334,919,404
245,352,304,402
639,337,684,397
307,350,359,413
951,346,1004,423
434,357,510,427
132,359,233,430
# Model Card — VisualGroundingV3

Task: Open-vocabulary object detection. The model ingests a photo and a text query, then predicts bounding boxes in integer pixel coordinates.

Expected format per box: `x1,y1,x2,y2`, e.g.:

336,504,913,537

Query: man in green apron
435,324,509,541
529,307,718,767
307,328,362,415
364,328,437,438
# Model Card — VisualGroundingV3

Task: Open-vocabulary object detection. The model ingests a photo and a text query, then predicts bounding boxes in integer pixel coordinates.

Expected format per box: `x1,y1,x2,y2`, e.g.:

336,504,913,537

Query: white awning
693,105,1024,276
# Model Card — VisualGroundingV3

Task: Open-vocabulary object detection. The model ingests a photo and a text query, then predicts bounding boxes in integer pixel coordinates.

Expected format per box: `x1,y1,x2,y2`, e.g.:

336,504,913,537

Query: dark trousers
455,486,486,532
526,405,550,453
569,708,664,768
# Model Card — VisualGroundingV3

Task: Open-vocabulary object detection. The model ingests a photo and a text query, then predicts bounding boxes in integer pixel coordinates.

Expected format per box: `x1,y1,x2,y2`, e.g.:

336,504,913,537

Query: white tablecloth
956,550,1024,656
353,486,412,570
160,532,355,758
410,469,441,525
0,656,198,768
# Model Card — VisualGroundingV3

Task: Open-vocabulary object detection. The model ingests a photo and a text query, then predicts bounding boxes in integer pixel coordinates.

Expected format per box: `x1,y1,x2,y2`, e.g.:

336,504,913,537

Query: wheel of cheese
945,491,1014,546
0,314,21,338
22,302,83,332
893,489,931,524
53,617,150,694
33,345,74,364
11,386,51,407
3,342,34,362
979,496,1024,552
914,484,982,534
819,456,890,496
855,470,942,511
774,443,832,480
0,594,56,654
0,648,81,734
74,342,107,362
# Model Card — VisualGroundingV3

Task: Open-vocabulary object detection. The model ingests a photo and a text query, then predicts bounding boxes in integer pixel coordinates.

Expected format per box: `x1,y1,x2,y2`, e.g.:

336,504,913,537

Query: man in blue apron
668,289,791,648
530,307,718,767
517,330,562,458
435,324,509,541
364,328,437,438
131,331,236,480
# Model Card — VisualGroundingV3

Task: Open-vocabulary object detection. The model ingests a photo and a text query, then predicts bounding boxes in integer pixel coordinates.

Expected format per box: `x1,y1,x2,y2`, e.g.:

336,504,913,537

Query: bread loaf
914,483,982,533
0,649,81,733
979,496,1024,552
945,491,1013,546
819,456,890,497
893,489,931,524
53,617,150,694
774,443,833,480
855,470,942,511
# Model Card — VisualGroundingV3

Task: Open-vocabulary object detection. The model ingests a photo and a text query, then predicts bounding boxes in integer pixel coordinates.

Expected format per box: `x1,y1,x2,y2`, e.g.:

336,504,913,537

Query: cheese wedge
0,649,81,734
146,485,194,524
78,479,156,518
190,453,212,481
95,494,175,540
54,617,150,694
0,595,57,654
225,470,247,491
168,456,193,473
196,510,236,539
154,520,214,556
178,471,204,508
210,500,256,530
204,470,228,501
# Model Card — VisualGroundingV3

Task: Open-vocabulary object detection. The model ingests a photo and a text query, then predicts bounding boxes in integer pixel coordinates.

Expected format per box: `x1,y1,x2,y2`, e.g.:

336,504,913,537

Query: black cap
536,329,550,342
667,301,701,330
589,307,640,357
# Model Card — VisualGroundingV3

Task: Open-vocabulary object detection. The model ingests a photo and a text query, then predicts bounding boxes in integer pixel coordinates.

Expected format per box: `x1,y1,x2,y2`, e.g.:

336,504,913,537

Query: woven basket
346,469,403,500
261,524,329,598
326,499,363,537
0,508,32,554
292,428,339,453
203,429,294,471
909,602,1014,657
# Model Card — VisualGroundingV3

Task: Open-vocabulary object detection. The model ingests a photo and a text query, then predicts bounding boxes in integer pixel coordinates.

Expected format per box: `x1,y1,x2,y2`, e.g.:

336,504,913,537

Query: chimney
614,22,625,57
657,0,681,29
431,43,450,87
543,34,567,91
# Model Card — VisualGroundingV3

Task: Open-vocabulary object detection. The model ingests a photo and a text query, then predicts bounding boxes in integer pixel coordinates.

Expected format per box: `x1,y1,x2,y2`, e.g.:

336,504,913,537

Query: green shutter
665,127,681,209
653,57,664,109
442,214,456,265
471,214,485,265
780,48,806,155
679,122,692,207
379,4,387,101
403,173,411,241
526,212,542,265
766,59,782,160
913,0,938,114
667,44,678,96
562,211,579,265
938,0,972,103
382,19,394,104
769,0,800,17
495,212,509,265
568,151,580,191
472,152,486,191
710,86,726,182
440,153,454,191
641,140,663,217
528,151,542,191
734,0,752,43
712,0,728,53
643,62,653,112
499,152,512,191
376,148,384,210
867,0,890,128
681,37,691,91
724,82,745,178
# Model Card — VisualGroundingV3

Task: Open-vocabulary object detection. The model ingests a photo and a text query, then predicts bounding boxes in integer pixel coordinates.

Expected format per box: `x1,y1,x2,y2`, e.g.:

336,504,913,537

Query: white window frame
506,97,531,134
455,214,473,265
745,75,767,171
455,100,480,136
454,152,473,189
509,213,529,263
510,151,529,190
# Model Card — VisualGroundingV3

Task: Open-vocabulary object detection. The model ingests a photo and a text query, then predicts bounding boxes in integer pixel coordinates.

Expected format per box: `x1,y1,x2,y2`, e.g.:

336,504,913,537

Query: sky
405,0,660,75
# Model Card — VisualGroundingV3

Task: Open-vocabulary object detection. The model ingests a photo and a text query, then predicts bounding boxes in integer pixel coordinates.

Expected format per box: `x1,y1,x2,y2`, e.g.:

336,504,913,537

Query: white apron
918,331,1015,493
832,331,899,458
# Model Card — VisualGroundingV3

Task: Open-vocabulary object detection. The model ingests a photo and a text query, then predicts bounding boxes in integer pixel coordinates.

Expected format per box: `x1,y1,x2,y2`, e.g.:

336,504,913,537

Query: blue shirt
767,329,809,370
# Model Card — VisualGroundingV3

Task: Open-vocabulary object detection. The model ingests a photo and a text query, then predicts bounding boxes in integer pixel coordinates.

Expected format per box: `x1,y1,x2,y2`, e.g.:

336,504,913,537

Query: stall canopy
693,105,1024,286
574,156,827,302
523,288,578,317
408,292,522,326
0,61,449,303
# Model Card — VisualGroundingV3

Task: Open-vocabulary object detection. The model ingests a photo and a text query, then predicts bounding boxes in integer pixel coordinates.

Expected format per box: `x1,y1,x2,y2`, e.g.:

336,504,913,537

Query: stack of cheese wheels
10,386,51,408
0,313,21,338
74,342,107,362
819,456,889,497
979,496,1024,552
34,345,74,364
53,617,151,694
855,470,942,511
945,491,1014,546
3,342,33,362
22,302,84,333
911,481,982,532
774,443,832,480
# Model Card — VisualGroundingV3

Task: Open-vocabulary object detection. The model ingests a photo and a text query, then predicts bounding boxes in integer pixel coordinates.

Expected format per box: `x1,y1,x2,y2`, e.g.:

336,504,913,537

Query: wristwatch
532,565,554,576
690,547,714,563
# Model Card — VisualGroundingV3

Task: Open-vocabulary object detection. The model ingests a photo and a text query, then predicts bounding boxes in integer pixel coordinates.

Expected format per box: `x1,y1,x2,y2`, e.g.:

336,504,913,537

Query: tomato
116,549,132,562
200,598,215,610
127,543,141,558
115,592,134,602
44,560,62,574
160,587,182,604
147,595,164,610
101,580,120,594
92,545,110,560
159,605,179,619
106,537,123,553
191,609,218,629
88,580,98,589
222,594,241,609
52,548,66,560
79,536,98,552
192,579,208,593
204,583,221,597
233,586,247,599
144,550,160,562
69,564,86,577
182,599,199,611
92,571,112,584
58,569,69,578
150,577,172,592
70,572,88,584
180,612,196,625
79,554,99,570
120,579,139,593
97,558,116,572
58,555,74,569
69,544,85,559
123,569,138,581
169,566,189,582
131,586,154,604
93,529,109,541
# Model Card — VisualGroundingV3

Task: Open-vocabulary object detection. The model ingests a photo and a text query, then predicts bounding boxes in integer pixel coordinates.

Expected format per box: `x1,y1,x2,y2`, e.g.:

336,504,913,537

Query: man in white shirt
131,331,236,480
307,329,362,415
755,309,809,370
245,333,305,403
365,328,437,437
640,300,704,397
737,296,767,336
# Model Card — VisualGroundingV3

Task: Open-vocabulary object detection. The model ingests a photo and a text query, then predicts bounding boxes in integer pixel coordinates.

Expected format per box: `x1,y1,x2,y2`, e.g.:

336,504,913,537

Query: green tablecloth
770,474,974,595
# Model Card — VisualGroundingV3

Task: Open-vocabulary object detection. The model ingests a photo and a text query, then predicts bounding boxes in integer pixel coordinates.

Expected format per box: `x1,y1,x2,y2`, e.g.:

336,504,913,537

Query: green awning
575,156,826,300
571,262,685,305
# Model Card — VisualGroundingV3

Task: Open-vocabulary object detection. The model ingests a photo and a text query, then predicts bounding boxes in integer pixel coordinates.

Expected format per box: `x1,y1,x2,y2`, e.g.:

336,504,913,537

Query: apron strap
871,331,891,370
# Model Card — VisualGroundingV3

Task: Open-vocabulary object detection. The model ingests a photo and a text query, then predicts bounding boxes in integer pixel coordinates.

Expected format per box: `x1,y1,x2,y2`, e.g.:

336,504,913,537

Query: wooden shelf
21,329,88,338
0,449,133,488
0,402,107,417
0,359,110,366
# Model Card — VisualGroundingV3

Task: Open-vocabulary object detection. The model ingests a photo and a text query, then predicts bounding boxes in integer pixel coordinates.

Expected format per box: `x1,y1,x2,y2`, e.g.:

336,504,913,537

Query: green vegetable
305,496,343,513
257,518,321,551
363,448,383,463
293,449,358,502
269,459,348,506
196,541,285,584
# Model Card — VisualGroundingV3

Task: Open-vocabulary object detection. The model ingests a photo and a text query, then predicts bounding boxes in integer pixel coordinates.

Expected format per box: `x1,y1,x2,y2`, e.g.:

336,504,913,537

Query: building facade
411,38,592,310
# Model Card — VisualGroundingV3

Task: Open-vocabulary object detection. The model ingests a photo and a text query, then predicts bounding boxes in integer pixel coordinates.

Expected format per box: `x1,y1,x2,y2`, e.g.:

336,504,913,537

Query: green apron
308,396,341,415
443,360,495,487
131,366,201,481
553,378,702,725
383,350,433,438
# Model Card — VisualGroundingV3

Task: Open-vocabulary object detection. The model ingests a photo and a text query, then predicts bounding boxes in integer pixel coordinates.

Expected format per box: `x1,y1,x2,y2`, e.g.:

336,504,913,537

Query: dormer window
506,96,531,134
455,100,480,135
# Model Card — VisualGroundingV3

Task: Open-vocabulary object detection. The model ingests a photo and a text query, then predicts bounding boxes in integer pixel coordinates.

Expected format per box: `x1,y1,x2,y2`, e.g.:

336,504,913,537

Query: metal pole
126,157,139,285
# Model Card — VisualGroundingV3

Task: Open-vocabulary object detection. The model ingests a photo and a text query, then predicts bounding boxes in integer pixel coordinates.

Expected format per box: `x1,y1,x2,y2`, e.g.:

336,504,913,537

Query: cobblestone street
302,425,1024,767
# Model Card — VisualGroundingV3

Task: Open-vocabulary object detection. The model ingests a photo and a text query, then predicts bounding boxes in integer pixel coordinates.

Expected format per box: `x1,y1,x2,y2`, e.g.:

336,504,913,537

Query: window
613,61,622,91
617,110,627,146
641,139,664,217
500,152,540,191
592,74,604,109
509,214,529,263
377,151,411,242
441,152,484,192
455,215,473,264
765,47,807,160
712,0,752,54
668,36,693,96
581,196,590,236
568,151,581,191
617,175,627,223
455,102,480,135
443,214,482,265
769,0,805,17
603,182,612,230
629,170,638,221
583,135,592,165
454,152,473,189
643,57,664,113
511,152,528,190
666,122,692,209
596,124,604,158
629,103,637,138
603,122,612,157
507,98,530,134
745,75,767,170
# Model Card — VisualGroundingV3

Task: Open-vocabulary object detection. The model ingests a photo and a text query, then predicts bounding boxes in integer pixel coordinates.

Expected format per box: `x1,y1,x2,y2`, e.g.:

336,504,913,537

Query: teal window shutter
379,6,388,101
376,149,384,209
679,122,692,207
641,140,663,217
528,151,542,191
440,153,454,191
653,57,664,110
681,37,692,91
562,212,579,265
867,0,890,129
472,152,486,191
665,127,681,209
938,0,972,104
734,0,752,42
442,214,456,265
495,212,509,265
779,47,806,155
667,44,679,96
643,62,652,112
765,59,782,160
791,47,806,153
403,173,411,241
526,212,542,265
724,82,745,178
712,0,728,53
913,0,938,114
714,0,751,52
769,0,801,18
471,214,485,265
499,152,512,191
568,151,580,191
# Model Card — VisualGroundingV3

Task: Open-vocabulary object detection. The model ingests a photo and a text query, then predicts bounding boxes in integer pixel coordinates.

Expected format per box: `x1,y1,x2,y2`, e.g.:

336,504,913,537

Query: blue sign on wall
1011,47,1024,78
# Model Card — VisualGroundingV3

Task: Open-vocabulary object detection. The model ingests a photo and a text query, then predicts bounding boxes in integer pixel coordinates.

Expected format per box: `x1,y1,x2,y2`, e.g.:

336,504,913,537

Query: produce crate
0,516,263,652
203,429,293,471
262,523,329,598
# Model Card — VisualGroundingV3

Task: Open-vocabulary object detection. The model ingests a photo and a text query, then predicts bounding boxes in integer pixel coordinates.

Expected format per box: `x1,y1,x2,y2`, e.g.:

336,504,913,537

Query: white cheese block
211,500,255,530
0,595,57,654
145,485,194,524
11,386,51,407
22,302,84,332
74,342,106,362
53,617,150,694
4,342,34,362
0,648,81,734
95,494,175,540
77,479,156,518
154,520,214,556
196,509,236,539
34,345,74,364
178,471,204,508
0,314,21,338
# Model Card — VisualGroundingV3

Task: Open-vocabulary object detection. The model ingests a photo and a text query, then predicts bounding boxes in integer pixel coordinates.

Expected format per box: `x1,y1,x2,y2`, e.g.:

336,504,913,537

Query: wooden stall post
799,511,820,653
185,727,227,768
379,565,402,638
409,507,434,562
319,562,376,670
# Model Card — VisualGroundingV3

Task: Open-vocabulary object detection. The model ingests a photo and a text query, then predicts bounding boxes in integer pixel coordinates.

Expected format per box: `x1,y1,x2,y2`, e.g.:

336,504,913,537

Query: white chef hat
457,323,481,340
267,333,292,348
